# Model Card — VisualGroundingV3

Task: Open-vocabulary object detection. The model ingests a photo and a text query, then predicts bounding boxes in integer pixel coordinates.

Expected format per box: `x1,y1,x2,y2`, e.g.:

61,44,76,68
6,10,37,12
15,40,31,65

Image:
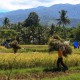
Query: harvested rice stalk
48,35,72,57
10,40,21,54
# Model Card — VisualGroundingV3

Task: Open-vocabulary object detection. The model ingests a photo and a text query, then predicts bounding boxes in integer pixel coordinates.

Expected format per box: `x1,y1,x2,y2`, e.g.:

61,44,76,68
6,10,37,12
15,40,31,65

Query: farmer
48,35,72,71
57,44,68,71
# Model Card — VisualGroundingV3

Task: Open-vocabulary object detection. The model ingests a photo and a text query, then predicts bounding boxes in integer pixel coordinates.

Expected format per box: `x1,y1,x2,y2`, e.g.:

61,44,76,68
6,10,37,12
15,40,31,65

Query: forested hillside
0,4,80,27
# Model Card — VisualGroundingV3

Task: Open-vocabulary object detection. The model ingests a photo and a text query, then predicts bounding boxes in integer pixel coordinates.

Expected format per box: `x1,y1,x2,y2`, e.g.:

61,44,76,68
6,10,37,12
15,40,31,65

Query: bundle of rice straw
63,45,72,57
10,40,21,49
48,35,63,52
48,35,72,57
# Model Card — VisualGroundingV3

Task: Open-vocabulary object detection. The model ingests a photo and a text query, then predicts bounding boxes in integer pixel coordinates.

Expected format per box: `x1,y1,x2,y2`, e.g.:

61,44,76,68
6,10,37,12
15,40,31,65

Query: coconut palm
57,10,70,39
3,17,10,29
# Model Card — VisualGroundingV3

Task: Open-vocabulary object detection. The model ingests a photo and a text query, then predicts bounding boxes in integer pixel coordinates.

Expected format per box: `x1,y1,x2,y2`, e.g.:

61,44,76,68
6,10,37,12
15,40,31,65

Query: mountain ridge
0,4,80,27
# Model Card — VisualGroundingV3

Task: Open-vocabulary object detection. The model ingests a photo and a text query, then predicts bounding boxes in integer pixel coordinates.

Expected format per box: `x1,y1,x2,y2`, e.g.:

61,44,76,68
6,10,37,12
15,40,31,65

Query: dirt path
25,70,80,80
1,70,79,80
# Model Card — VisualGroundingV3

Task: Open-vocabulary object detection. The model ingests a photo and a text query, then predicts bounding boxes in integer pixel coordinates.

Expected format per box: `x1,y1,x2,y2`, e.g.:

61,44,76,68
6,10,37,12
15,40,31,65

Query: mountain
0,4,80,27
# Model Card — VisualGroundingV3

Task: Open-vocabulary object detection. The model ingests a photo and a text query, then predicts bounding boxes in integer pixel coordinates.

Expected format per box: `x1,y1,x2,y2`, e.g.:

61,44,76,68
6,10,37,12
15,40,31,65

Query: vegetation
3,17,10,29
43,73,80,80
0,53,80,69
0,45,79,69
0,45,79,79
0,10,80,45
57,10,70,39
0,9,80,79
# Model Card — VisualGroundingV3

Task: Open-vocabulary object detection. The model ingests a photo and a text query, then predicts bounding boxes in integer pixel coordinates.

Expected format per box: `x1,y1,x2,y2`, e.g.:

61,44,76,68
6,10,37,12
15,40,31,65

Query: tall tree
57,10,70,39
3,17,10,29
23,12,40,44
24,12,40,27
49,24,55,36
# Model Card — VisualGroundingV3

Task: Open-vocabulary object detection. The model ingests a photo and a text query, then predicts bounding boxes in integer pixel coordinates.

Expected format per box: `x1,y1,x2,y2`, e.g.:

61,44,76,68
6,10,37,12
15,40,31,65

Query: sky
0,0,80,12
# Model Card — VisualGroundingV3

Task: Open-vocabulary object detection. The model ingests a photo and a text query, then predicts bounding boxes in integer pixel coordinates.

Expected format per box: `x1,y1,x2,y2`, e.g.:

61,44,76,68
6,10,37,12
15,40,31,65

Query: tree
72,25,80,41
20,27,31,44
23,12,40,44
0,29,17,41
57,10,70,39
3,17,10,29
24,12,40,27
11,22,23,32
49,24,55,36
35,25,44,44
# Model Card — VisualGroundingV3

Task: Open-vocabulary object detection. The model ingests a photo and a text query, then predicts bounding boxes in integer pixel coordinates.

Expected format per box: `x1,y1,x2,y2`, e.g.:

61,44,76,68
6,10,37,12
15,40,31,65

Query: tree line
0,10,80,45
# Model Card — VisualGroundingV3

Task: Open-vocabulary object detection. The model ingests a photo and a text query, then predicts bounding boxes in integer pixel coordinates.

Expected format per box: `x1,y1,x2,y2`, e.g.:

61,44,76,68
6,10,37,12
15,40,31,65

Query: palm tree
49,24,55,36
3,17,10,29
57,10,70,39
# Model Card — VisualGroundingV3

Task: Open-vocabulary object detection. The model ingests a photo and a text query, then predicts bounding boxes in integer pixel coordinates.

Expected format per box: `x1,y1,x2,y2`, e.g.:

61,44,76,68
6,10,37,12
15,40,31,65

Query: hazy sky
0,0,80,12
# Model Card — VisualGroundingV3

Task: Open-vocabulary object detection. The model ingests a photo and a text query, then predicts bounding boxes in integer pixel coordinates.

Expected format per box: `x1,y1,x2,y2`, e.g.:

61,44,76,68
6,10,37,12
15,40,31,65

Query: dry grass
0,52,79,69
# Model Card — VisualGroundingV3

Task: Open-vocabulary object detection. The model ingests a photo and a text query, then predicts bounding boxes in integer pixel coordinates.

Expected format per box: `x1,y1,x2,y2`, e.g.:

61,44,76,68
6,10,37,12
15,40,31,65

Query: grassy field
0,67,79,80
0,45,48,53
43,73,80,80
0,53,80,69
0,45,80,79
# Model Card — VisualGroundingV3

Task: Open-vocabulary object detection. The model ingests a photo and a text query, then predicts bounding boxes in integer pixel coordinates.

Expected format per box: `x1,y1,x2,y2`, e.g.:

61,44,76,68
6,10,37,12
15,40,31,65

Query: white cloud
0,0,80,11
52,0,80,4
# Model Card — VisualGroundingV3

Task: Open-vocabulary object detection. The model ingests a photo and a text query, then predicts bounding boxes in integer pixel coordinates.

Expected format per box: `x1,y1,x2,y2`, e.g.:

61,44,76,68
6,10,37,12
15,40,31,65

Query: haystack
48,35,72,57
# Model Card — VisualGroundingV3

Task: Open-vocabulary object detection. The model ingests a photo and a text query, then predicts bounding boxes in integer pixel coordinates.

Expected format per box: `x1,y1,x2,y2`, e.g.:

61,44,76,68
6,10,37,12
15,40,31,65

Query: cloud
52,0,80,4
0,0,33,11
0,0,80,11
38,0,53,3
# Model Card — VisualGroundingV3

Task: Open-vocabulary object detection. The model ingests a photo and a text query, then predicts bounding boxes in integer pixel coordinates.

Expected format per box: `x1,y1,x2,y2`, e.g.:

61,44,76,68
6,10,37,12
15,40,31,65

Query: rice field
0,46,79,69
0,45,80,80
